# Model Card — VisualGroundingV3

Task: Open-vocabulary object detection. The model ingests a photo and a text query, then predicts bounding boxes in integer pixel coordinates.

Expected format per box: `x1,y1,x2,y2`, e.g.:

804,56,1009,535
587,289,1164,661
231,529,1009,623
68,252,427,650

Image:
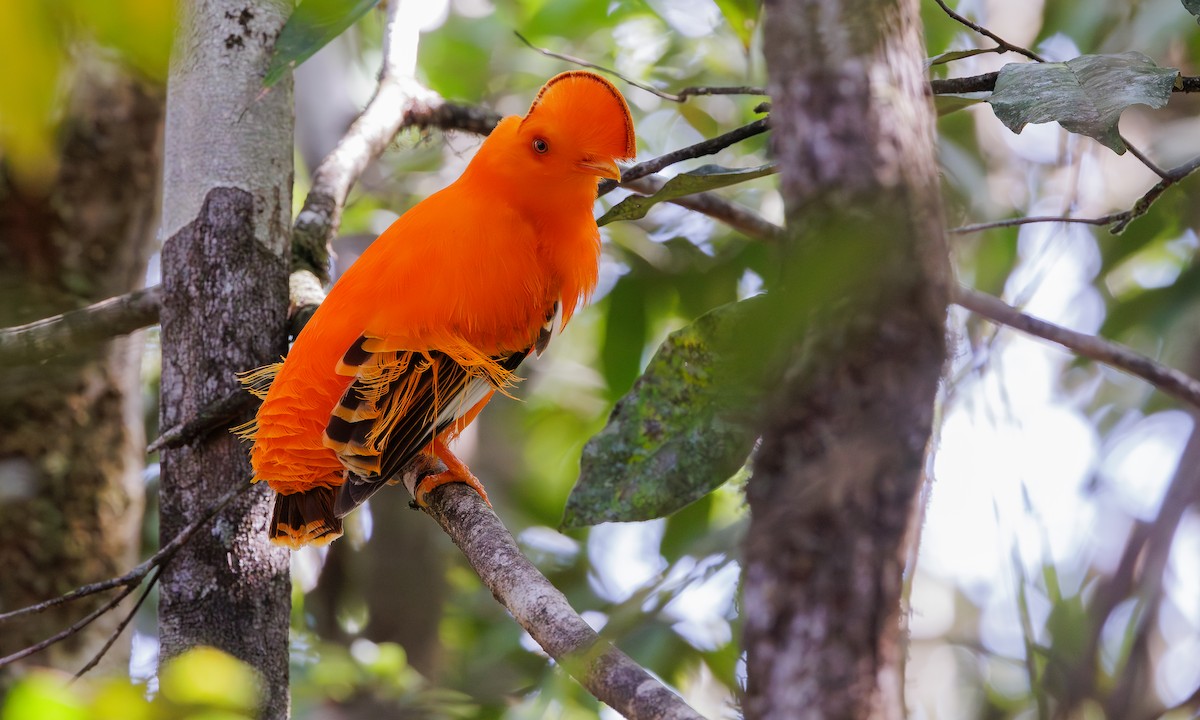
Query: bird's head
470,71,636,195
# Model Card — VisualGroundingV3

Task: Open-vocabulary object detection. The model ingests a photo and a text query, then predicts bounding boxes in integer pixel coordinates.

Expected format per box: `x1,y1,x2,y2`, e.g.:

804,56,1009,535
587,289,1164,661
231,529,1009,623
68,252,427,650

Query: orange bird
239,71,636,548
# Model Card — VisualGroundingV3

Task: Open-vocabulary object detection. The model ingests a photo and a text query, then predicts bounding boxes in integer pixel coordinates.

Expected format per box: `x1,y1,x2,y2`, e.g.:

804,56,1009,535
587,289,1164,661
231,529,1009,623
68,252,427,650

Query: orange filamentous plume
238,71,636,549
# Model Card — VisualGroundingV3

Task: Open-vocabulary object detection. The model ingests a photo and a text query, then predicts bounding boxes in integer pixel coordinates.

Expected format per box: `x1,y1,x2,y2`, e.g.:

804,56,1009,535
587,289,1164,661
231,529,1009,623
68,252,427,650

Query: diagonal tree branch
0,285,161,365
412,481,704,720
954,286,1200,408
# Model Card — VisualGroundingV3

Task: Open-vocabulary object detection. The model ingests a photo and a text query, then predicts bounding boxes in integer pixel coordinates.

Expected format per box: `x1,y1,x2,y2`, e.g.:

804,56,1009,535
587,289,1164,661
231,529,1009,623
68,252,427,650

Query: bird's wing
324,335,529,518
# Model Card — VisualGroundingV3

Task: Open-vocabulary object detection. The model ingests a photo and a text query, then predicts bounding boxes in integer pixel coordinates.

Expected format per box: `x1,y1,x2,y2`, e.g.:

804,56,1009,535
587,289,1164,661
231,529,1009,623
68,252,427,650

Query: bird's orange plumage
240,72,636,548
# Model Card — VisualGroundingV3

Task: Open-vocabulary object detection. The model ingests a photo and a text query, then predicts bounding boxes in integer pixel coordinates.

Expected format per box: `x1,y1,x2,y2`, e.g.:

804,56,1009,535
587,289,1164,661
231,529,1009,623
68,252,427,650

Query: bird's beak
577,157,622,182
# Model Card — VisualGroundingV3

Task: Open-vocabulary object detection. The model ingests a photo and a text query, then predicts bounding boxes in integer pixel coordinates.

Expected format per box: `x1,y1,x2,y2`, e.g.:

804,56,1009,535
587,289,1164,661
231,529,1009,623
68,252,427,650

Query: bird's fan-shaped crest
524,71,637,160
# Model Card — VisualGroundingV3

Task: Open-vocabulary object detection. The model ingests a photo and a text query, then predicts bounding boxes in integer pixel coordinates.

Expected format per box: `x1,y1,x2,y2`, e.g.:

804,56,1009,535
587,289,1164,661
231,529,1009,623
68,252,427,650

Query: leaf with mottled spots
598,164,777,227
1183,0,1200,22
264,0,380,87
987,52,1178,154
563,297,766,528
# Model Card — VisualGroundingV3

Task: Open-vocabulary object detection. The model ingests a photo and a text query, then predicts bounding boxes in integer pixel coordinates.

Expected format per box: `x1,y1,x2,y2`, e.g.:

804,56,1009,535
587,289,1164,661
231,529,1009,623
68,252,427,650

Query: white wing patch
434,375,493,430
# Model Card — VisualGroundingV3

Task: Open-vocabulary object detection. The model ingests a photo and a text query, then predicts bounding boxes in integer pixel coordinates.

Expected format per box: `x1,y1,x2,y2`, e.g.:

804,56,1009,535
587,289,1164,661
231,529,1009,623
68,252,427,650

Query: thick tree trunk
157,0,292,716
0,64,161,678
743,1,948,718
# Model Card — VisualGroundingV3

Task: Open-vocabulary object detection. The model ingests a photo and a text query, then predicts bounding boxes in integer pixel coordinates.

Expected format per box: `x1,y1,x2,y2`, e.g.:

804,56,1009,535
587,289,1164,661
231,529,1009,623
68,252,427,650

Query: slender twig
1120,133,1170,180
0,285,161,365
0,579,143,668
514,31,766,103
1111,153,1200,233
949,213,1126,234
954,286,1200,408
0,482,249,625
73,564,164,679
600,117,772,196
952,153,1200,235
931,0,1045,62
413,482,704,720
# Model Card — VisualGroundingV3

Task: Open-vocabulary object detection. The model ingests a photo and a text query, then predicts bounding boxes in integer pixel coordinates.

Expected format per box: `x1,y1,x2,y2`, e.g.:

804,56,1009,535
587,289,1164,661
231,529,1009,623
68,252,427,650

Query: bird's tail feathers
269,486,343,549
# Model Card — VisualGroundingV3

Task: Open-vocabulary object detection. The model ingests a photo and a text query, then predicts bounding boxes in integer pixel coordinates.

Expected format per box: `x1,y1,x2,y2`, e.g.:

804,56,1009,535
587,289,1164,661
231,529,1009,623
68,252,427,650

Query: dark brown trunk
0,65,162,676
743,0,949,718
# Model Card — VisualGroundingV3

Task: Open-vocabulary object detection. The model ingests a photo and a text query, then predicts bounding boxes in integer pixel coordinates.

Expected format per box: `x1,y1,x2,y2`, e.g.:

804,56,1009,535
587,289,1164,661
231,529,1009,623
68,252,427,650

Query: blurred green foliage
0,0,173,189
1,647,259,720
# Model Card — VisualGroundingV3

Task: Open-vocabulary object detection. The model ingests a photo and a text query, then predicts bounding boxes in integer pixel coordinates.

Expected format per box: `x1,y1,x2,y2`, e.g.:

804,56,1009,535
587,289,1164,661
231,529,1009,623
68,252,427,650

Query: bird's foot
413,467,492,508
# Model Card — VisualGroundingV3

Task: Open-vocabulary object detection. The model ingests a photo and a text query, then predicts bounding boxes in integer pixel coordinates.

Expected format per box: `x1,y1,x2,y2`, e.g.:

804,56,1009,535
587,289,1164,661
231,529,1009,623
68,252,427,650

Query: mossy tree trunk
743,0,949,717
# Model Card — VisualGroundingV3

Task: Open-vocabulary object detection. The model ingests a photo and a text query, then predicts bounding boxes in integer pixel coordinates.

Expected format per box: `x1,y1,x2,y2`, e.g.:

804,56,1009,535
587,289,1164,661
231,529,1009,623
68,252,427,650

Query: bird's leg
414,437,492,508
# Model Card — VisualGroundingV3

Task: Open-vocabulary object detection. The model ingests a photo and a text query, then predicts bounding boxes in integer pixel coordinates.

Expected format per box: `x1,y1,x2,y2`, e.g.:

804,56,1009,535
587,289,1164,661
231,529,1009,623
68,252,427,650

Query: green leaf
563,297,766,528
987,52,1178,154
713,0,760,49
598,164,777,227
935,94,985,116
927,47,996,66
159,647,262,713
0,672,87,720
1184,0,1200,22
264,0,381,88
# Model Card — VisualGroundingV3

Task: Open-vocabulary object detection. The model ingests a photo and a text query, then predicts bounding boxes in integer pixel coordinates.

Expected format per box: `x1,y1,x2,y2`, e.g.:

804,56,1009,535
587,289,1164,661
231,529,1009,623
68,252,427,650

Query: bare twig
1111,153,1200,233
0,285,161,365
0,578,143,668
931,0,1045,62
949,213,1126,234
600,117,772,196
954,286,1200,408
514,31,766,103
1120,133,1170,180
0,481,248,626
951,153,1200,235
73,565,164,679
413,482,704,720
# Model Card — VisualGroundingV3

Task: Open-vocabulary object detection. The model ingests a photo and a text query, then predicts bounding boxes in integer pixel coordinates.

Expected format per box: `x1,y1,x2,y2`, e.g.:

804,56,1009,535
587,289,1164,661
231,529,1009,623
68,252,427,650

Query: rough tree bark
0,63,161,678
743,1,949,718
157,0,292,716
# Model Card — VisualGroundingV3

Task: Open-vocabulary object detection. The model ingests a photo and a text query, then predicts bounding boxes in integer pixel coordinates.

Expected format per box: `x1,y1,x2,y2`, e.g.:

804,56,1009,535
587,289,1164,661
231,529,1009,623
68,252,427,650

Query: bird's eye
532,138,549,154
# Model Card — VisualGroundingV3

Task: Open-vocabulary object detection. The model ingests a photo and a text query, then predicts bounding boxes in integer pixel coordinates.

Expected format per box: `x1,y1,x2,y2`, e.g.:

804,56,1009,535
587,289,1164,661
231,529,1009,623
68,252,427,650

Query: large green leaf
987,52,1178,154
264,0,381,88
598,164,777,227
563,297,766,528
